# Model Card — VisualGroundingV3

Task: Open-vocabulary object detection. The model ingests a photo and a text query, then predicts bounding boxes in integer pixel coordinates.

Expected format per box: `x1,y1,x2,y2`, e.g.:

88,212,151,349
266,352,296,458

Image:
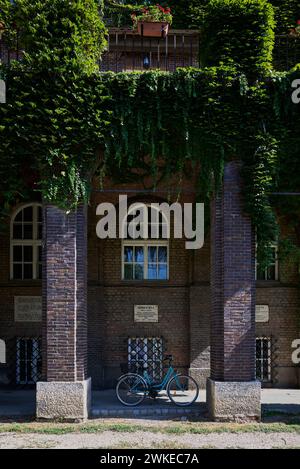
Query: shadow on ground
0,388,299,423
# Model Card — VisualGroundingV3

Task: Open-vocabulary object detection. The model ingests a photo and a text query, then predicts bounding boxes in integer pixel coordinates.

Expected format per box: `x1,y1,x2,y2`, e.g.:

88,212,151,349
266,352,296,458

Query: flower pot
137,21,169,38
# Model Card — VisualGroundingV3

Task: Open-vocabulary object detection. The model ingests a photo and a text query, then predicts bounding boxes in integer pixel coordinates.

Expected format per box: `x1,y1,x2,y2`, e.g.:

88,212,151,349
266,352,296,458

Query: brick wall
0,209,42,385
88,189,193,388
42,205,88,382
210,161,256,382
0,175,299,389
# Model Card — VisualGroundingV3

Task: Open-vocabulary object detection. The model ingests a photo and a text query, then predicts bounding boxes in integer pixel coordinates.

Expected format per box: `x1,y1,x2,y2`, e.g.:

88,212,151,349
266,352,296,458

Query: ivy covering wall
104,1,209,28
200,0,275,75
270,0,300,33
104,1,300,32
0,0,108,215
0,0,300,268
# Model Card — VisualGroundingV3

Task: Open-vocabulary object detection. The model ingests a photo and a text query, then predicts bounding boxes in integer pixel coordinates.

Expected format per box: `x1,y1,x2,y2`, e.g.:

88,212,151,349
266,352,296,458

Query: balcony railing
100,28,201,72
1,26,299,73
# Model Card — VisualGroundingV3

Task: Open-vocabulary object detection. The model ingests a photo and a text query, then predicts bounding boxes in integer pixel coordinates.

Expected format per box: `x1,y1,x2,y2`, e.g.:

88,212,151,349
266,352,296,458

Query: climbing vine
100,68,283,268
0,0,300,269
270,0,300,34
200,0,275,76
0,0,108,216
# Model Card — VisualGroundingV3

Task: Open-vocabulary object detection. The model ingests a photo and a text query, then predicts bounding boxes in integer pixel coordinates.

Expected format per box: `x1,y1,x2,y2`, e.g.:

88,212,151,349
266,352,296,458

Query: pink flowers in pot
131,4,173,28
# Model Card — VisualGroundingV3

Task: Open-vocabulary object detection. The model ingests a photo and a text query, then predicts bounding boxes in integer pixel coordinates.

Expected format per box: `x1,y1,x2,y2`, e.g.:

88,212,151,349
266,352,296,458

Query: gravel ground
0,431,300,449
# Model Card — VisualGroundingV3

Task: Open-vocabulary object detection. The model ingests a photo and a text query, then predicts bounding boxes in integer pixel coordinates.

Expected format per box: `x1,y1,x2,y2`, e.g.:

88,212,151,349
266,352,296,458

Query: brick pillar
207,161,261,421
37,205,91,421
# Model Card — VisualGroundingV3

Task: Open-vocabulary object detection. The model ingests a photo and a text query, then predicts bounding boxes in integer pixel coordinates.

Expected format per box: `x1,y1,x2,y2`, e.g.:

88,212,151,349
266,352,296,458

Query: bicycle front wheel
167,375,199,407
116,373,147,407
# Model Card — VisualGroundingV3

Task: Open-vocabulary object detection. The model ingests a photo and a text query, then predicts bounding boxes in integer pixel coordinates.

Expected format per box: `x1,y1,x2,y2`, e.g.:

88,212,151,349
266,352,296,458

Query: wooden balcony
100,28,201,72
1,26,299,73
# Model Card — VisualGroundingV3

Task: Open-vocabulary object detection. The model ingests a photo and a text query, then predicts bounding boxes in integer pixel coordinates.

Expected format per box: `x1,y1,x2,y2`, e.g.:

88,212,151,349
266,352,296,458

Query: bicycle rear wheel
167,375,199,407
116,373,147,406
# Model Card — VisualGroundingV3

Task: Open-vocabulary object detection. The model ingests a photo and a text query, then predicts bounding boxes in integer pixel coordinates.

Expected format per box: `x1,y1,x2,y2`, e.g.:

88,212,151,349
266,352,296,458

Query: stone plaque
134,305,158,323
255,305,269,323
14,296,42,322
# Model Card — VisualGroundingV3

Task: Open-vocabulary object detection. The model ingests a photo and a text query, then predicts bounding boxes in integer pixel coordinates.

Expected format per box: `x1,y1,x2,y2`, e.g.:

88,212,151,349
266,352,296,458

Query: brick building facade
0,25,299,421
0,161,299,420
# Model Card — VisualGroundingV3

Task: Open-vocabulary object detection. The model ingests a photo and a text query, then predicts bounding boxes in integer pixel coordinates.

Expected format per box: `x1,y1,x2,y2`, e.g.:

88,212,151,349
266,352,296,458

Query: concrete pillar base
36,378,91,421
207,378,261,422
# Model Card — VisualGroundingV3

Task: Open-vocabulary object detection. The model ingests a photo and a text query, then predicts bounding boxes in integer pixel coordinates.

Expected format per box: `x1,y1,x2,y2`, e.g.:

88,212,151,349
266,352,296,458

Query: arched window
11,204,42,280
0,339,6,364
122,204,169,281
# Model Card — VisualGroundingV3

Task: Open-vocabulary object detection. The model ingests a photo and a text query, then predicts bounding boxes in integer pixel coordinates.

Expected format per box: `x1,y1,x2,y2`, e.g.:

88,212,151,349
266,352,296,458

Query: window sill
256,280,280,288
5,279,42,287
121,279,170,286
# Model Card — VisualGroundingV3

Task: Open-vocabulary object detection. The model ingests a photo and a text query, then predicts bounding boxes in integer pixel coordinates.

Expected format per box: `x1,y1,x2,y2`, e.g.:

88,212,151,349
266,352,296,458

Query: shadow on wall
0,339,9,385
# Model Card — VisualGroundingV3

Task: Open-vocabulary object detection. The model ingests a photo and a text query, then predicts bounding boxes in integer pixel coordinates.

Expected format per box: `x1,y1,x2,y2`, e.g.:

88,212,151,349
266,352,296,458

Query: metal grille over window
256,337,272,383
128,337,164,382
16,338,42,385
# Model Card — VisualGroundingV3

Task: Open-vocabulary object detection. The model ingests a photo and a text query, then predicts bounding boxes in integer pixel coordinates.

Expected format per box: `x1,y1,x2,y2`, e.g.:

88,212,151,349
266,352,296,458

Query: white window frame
10,203,42,280
121,204,169,281
256,244,279,281
122,240,169,280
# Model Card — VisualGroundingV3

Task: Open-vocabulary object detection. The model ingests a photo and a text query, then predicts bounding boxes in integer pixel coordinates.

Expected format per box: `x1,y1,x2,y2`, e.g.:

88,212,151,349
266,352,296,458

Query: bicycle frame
116,366,199,407
142,366,181,392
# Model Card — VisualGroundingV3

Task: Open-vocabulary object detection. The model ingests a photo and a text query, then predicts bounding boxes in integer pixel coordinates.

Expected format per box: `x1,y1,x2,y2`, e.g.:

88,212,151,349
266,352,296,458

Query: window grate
256,337,272,383
128,337,164,382
16,338,42,385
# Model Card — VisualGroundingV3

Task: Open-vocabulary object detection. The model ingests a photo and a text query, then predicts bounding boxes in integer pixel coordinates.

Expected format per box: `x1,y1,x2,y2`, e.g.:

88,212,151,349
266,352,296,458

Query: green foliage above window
200,0,275,76
103,1,300,33
270,0,300,34
104,1,208,29
0,0,300,270
3,0,107,73
0,0,12,24
2,65,299,266
0,0,108,213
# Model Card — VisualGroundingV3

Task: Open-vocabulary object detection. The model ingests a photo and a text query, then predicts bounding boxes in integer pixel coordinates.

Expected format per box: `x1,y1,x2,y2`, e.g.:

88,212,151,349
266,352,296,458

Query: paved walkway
0,388,299,418
92,390,204,418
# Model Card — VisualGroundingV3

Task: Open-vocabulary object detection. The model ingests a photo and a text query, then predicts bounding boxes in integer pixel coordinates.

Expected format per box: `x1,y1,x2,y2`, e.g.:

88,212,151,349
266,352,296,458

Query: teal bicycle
116,355,199,407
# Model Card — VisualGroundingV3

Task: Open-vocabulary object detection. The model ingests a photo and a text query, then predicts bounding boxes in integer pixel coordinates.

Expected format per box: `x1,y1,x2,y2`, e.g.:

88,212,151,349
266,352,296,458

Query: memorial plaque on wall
14,296,42,322
134,305,158,323
255,305,269,323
